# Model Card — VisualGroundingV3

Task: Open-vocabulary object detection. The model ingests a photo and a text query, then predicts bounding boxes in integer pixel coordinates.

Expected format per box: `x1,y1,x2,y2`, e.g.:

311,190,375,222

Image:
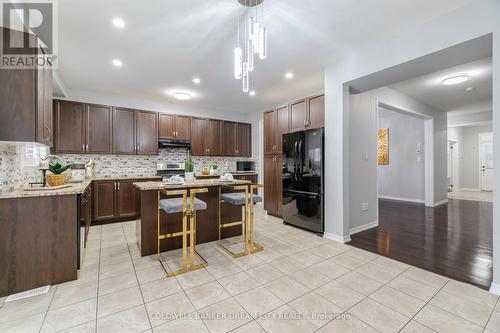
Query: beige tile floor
0,207,499,333
448,190,493,202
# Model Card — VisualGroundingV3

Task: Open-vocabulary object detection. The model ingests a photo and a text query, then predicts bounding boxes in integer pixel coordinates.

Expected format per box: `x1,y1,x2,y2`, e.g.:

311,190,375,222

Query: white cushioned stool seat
221,192,263,206
160,198,207,214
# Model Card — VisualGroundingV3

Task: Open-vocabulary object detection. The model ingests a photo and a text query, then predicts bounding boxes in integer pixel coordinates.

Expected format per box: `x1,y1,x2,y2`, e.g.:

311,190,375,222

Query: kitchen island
134,179,252,256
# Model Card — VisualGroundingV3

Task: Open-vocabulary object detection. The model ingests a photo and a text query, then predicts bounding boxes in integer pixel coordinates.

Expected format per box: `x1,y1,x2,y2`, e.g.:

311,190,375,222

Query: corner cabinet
0,27,53,145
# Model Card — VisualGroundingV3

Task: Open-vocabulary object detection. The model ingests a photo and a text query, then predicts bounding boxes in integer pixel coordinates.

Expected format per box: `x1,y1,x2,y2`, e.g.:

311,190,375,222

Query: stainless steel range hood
158,139,191,149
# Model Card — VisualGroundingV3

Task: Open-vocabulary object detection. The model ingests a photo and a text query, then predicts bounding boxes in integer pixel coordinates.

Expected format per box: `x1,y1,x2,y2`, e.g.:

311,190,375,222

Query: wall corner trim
324,232,351,244
349,221,379,235
489,282,500,296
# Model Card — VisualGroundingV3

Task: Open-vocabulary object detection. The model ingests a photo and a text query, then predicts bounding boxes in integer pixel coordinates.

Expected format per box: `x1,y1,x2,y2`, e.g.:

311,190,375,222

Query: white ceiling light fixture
192,77,201,84
441,73,471,85
234,0,267,93
249,90,256,96
285,72,294,79
465,86,475,92
112,17,125,29
112,58,123,67
173,92,192,100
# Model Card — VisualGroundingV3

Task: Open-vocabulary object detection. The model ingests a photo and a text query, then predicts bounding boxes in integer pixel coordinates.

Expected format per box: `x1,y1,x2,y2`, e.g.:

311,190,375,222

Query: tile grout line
482,297,499,332
121,221,154,332
311,259,412,333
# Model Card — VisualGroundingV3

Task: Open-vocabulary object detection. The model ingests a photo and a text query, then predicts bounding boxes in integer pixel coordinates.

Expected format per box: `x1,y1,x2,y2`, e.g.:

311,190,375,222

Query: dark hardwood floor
348,199,493,290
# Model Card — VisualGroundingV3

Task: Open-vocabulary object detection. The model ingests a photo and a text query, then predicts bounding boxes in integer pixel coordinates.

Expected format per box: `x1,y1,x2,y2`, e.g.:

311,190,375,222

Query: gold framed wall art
378,128,389,165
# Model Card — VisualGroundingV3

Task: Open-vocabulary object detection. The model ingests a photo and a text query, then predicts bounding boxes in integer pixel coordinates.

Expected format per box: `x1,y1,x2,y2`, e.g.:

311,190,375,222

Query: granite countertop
134,179,251,191
195,171,258,178
0,175,162,199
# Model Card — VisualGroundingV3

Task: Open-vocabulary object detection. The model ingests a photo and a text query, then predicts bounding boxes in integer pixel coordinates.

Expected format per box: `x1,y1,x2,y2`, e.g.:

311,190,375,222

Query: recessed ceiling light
285,72,294,80
173,92,192,100
112,17,125,29
441,73,471,85
249,90,256,96
112,58,123,67
192,77,201,84
465,86,475,92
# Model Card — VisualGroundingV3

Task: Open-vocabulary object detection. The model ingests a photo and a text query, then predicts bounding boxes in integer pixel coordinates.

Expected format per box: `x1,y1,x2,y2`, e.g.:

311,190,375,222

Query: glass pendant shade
258,26,267,59
248,16,255,37
242,62,249,92
234,47,243,79
252,22,260,53
247,39,254,72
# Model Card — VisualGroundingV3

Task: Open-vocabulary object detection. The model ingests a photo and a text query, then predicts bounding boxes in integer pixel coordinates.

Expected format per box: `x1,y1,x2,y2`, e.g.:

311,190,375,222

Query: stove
156,163,185,179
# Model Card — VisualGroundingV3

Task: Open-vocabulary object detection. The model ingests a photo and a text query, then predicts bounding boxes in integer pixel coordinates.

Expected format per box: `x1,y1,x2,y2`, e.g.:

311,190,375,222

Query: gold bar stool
157,188,209,277
218,184,264,258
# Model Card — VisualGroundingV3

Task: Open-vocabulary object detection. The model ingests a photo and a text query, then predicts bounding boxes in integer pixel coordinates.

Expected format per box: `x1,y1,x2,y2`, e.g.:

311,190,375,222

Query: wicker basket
47,174,68,187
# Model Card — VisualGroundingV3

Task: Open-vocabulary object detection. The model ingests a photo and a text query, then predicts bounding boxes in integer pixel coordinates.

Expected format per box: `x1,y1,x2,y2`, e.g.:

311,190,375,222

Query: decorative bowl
201,167,210,175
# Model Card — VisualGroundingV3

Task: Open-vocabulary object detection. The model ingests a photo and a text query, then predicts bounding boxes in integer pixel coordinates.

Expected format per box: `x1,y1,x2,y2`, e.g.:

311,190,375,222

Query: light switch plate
361,202,369,211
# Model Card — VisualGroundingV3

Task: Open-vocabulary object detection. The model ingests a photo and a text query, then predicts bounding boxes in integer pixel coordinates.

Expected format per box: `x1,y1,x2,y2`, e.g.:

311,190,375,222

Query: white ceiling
389,57,492,112
58,0,475,113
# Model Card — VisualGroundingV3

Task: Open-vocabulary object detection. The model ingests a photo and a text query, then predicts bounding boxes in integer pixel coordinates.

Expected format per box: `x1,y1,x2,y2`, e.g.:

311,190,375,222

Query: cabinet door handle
82,144,85,152
44,126,51,139
117,182,120,190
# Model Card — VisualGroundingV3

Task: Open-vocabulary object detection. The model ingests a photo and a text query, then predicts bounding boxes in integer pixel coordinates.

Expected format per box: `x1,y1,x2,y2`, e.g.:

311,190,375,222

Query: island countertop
133,179,251,191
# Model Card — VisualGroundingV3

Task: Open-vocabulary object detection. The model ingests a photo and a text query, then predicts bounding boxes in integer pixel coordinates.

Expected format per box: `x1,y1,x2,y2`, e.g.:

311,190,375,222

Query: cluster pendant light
234,0,267,93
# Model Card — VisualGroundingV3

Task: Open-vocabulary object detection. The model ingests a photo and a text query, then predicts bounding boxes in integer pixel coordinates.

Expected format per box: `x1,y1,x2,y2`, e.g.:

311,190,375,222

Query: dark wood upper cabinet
308,94,325,129
174,115,191,141
191,118,222,156
0,28,52,145
290,99,307,132
236,122,251,157
113,108,136,155
206,119,222,156
136,110,158,155
159,114,175,139
264,110,276,156
223,121,237,156
55,100,86,154
191,118,207,156
86,104,112,154
159,114,191,141
276,106,289,153
37,46,53,147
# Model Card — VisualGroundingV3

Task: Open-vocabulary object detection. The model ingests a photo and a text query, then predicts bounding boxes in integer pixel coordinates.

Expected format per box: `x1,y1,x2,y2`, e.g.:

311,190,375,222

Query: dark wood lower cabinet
0,195,77,296
93,178,159,223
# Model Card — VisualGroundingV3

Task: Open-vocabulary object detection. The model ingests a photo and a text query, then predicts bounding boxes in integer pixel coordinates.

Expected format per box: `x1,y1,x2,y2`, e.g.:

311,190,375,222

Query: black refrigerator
282,128,324,235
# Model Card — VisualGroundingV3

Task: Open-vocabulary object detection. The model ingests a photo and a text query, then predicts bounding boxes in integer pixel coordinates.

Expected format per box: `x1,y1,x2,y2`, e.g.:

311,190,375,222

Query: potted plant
47,161,72,186
185,152,194,181
210,163,218,175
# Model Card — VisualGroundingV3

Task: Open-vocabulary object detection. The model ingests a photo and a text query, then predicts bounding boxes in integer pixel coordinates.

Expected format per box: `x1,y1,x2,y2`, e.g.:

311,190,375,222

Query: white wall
448,126,463,190
461,124,493,189
348,87,445,230
448,110,492,127
378,109,425,203
323,0,500,291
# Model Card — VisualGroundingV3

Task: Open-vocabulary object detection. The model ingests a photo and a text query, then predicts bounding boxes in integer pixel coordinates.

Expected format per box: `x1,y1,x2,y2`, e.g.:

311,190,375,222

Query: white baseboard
378,195,425,204
324,232,351,244
490,282,500,296
459,188,481,192
432,199,448,207
349,221,379,235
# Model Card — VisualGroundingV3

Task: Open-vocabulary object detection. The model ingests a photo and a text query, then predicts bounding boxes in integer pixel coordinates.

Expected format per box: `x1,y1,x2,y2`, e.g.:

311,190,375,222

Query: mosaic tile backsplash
0,144,257,193
0,143,49,193
59,149,257,178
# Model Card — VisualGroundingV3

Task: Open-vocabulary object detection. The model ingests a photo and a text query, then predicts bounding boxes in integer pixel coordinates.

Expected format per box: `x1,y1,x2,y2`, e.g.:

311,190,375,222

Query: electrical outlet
361,202,369,211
